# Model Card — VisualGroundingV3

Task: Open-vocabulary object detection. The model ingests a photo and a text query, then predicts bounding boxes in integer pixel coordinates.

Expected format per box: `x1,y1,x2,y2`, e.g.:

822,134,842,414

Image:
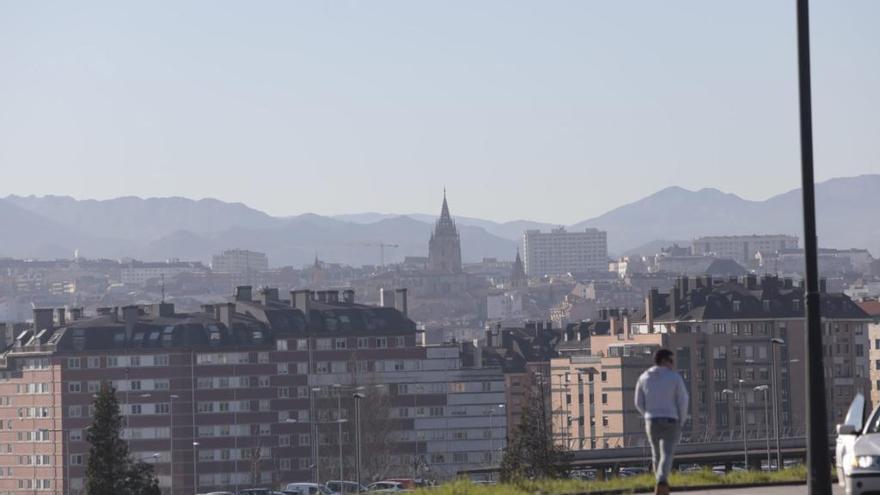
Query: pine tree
499,388,572,482
85,383,160,495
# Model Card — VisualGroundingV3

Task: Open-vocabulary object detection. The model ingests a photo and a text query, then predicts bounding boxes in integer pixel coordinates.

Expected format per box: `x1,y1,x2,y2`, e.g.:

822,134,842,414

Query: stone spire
510,249,527,288
427,190,462,273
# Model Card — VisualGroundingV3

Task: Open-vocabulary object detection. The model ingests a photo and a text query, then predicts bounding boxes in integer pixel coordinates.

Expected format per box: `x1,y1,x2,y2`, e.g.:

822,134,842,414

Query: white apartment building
692,235,798,264
120,260,208,287
522,228,608,277
211,249,269,274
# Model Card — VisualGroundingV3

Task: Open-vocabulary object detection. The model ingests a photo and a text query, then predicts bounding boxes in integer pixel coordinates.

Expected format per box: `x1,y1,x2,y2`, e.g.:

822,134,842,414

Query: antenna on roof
161,274,165,304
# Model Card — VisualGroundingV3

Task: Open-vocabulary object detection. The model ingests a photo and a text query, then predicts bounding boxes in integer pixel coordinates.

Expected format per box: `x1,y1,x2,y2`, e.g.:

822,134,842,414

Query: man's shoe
654,481,670,495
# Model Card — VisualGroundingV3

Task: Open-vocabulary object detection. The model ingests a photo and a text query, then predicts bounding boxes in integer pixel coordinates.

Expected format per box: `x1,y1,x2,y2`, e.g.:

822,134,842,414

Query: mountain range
1,174,877,266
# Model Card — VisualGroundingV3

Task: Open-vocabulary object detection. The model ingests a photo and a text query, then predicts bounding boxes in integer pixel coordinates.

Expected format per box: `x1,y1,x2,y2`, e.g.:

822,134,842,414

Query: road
679,484,843,494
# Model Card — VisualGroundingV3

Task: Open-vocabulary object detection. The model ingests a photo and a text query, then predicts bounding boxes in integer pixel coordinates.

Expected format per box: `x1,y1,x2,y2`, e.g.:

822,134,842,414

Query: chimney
670,287,681,318
783,278,793,289
32,308,54,333
704,275,713,288
122,305,139,342
746,274,757,289
380,288,395,308
234,286,253,302
201,304,216,315
623,313,631,340
416,328,426,347
645,290,656,333
292,290,313,323
473,339,483,369
681,276,690,298
610,317,618,335
259,287,279,305
820,278,827,293
326,290,339,304
55,308,66,327
69,307,83,321
394,288,408,318
217,302,235,328
342,289,355,304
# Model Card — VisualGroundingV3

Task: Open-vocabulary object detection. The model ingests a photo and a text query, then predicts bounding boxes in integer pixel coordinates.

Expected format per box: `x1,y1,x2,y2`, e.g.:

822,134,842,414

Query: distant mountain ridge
1,174,877,265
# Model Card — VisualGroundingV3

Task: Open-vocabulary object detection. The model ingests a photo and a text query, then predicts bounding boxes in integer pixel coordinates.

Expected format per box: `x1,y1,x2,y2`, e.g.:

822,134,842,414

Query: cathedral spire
428,190,462,273
440,188,451,223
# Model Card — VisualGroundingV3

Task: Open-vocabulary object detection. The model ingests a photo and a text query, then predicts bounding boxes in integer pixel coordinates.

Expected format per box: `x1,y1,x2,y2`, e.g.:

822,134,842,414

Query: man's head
654,348,674,369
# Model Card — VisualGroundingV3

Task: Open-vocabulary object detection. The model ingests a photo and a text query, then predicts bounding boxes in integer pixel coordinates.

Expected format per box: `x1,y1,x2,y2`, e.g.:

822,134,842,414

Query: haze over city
1,1,879,223
1,2,879,495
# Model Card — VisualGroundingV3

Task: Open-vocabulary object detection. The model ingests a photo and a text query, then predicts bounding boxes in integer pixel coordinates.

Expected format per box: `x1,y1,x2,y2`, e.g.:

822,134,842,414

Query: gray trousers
646,418,681,484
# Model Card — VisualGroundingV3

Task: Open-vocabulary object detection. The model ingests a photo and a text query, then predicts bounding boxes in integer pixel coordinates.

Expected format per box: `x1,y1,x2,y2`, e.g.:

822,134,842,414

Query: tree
500,389,572,481
85,383,160,495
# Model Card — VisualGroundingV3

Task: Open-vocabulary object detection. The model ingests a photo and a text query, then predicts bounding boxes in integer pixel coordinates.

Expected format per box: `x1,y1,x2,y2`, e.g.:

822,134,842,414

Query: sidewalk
675,484,843,495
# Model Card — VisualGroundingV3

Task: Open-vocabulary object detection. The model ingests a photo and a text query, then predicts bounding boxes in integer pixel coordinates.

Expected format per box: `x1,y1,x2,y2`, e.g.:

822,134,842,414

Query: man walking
634,348,689,495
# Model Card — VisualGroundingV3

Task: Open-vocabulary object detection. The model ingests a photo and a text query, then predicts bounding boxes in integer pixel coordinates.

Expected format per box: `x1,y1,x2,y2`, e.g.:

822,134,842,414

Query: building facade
691,235,798,265
544,276,871,458
119,260,208,287
210,249,269,274
522,228,608,277
0,287,504,495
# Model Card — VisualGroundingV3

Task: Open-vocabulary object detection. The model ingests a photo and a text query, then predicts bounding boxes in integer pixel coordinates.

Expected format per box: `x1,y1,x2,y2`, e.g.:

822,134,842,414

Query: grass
415,465,808,494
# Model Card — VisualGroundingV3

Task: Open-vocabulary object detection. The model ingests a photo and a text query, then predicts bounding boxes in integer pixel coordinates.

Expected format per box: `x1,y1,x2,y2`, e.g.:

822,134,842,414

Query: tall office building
522,228,608,277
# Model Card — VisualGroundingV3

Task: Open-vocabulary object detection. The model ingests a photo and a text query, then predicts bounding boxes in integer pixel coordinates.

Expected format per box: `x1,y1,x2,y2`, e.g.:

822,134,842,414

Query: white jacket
634,365,689,421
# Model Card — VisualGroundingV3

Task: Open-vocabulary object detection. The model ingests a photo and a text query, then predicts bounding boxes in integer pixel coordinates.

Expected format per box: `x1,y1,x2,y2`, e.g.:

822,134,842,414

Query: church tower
510,250,528,288
427,191,463,273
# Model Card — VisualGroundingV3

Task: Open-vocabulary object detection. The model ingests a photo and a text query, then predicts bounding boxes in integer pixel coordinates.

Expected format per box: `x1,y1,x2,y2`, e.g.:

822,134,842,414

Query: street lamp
192,441,199,495
770,337,785,470
353,392,365,493
311,387,322,484
332,384,345,481
169,394,179,495
755,385,771,471
721,388,747,468
738,379,748,470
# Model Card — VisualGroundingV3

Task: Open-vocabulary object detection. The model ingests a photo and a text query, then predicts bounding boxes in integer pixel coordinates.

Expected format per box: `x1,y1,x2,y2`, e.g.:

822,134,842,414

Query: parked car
836,392,874,494
283,482,338,495
238,490,288,495
325,481,367,493
365,481,408,493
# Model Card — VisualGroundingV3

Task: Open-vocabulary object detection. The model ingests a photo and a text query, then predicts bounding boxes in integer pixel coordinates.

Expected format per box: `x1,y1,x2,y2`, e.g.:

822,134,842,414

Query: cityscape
1,1,879,495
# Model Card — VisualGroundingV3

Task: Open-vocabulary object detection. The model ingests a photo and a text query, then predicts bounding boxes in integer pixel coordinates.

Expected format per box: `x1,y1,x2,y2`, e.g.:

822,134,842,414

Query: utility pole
795,0,831,493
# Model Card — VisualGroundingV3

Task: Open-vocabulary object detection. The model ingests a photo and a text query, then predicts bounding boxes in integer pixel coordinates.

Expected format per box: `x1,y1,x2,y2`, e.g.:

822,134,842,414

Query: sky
0,1,878,224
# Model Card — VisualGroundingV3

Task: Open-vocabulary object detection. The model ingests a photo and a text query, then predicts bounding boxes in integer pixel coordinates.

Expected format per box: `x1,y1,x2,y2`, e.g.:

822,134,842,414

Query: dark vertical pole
795,0,831,493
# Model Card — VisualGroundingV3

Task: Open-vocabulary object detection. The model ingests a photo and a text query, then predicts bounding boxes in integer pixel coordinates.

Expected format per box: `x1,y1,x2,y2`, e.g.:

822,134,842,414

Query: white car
836,392,878,494
284,483,338,495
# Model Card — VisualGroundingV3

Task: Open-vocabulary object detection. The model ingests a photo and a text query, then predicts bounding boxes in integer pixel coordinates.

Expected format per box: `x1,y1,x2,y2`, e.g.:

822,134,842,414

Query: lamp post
770,338,785,469
332,384,345,481
738,379,748,470
169,394,179,495
353,392,365,492
755,385,771,471
311,386,322,485
191,441,199,495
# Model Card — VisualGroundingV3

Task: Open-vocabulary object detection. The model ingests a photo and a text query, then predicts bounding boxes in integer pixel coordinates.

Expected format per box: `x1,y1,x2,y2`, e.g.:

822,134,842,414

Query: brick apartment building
514,276,870,456
0,286,505,495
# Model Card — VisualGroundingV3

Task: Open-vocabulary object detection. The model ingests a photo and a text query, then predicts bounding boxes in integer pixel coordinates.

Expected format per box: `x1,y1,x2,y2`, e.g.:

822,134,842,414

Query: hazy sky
0,1,877,224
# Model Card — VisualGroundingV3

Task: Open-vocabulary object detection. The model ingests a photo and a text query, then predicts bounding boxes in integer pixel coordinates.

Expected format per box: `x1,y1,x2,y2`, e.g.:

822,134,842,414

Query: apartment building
522,228,608,277
692,235,798,265
861,300,880,408
0,287,504,495
210,249,269,274
119,260,208,287
545,275,871,454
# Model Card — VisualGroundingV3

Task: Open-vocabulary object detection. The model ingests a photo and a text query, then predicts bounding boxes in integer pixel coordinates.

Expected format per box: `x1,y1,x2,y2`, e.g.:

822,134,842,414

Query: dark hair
654,348,674,366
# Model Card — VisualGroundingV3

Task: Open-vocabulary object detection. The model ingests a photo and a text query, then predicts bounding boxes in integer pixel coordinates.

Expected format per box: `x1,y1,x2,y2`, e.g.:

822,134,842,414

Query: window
258,352,269,363
600,371,607,382
106,357,119,367
67,358,81,369
357,337,369,349
129,405,142,415
334,338,347,349
732,301,741,312
68,406,82,418
602,416,609,426
154,355,169,366
68,382,81,393
601,393,607,405
87,357,101,369
70,454,83,466
376,337,387,348
316,339,332,350
277,363,288,375
258,376,270,387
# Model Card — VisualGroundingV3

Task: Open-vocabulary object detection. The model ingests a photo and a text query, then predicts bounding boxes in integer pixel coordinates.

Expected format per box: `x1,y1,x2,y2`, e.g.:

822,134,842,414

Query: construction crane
350,242,399,267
